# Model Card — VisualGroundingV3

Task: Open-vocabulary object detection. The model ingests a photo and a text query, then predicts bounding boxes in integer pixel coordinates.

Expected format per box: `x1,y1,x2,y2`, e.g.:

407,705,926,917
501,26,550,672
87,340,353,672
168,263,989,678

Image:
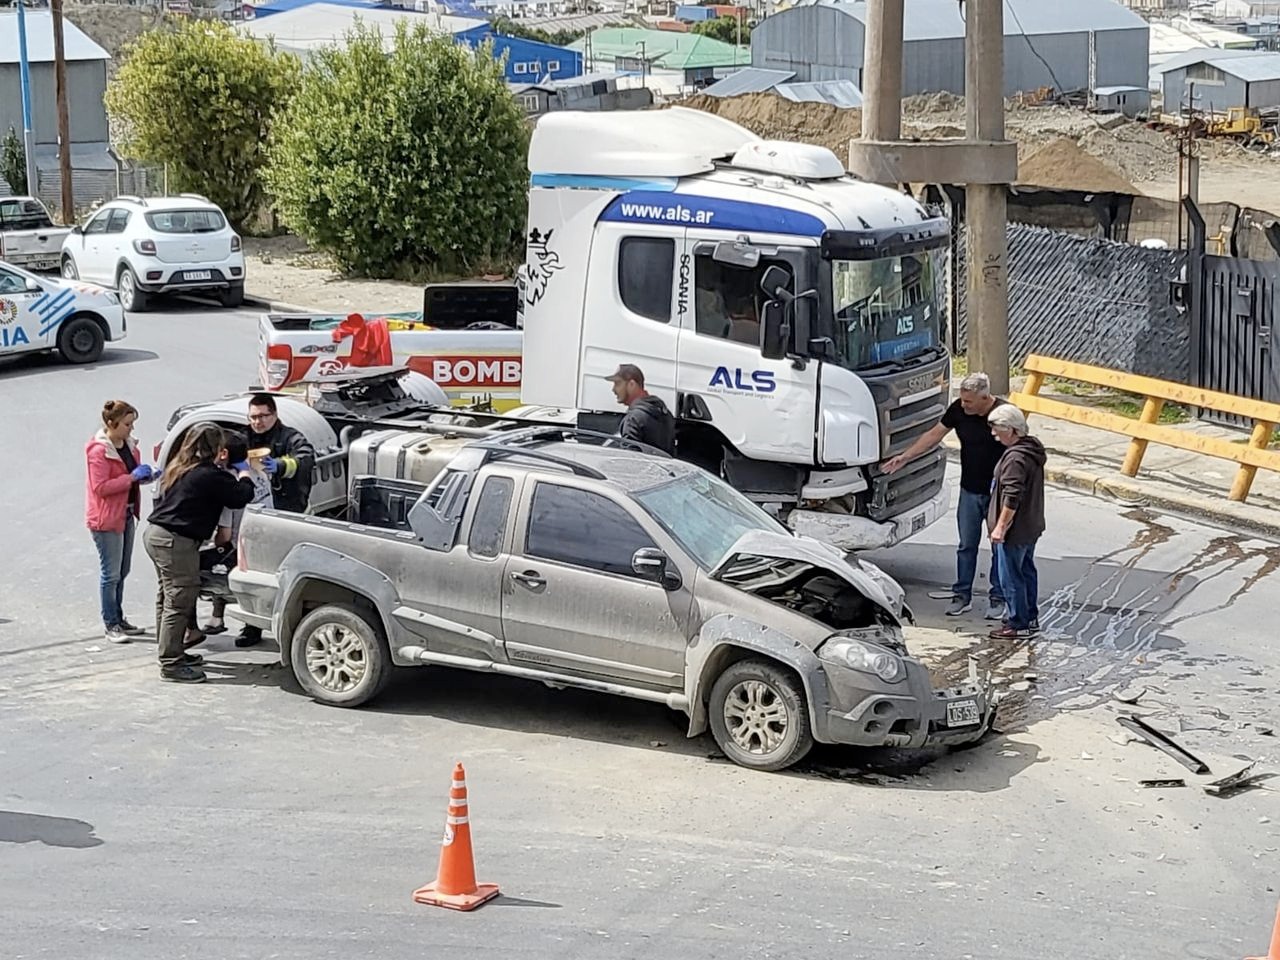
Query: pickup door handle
510,570,546,588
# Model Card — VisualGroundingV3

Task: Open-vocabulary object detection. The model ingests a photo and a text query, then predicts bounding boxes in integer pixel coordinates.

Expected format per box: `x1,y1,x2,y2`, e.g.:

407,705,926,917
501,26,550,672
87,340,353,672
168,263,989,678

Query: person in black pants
144,423,257,684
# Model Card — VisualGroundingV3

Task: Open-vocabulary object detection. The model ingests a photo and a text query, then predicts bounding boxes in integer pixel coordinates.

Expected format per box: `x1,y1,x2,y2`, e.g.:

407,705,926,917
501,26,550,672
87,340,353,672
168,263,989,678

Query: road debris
1116,715,1211,775
1204,761,1273,798
1139,778,1187,789
1114,686,1147,705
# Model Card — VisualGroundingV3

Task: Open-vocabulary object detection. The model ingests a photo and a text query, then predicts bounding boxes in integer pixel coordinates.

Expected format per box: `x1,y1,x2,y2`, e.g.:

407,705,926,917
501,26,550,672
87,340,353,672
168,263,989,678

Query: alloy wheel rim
723,679,789,755
304,623,367,694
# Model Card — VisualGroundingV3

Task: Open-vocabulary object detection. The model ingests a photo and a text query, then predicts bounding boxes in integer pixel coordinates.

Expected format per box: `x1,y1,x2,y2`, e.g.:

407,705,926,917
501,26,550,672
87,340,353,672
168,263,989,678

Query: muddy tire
57,315,105,364
290,603,391,708
709,658,813,771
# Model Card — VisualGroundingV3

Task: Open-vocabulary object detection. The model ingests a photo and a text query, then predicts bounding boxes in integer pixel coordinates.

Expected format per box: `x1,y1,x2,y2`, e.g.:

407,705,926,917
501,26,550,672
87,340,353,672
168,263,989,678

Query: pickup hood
709,530,905,623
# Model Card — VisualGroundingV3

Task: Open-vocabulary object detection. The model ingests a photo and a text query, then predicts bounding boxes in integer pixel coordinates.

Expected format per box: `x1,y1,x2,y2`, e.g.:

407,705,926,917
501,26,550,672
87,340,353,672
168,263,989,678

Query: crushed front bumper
816,658,996,750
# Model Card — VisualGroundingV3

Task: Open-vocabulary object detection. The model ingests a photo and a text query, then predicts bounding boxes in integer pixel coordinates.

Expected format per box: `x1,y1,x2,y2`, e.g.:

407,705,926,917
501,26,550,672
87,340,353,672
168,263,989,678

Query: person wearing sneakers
240,392,314,648
986,404,1047,641
882,372,1008,620
200,432,273,638
85,400,156,643
144,424,257,684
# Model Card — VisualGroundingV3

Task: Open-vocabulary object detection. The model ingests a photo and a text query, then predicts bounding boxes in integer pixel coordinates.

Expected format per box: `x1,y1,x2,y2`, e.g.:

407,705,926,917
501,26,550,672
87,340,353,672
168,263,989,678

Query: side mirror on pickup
632,547,681,591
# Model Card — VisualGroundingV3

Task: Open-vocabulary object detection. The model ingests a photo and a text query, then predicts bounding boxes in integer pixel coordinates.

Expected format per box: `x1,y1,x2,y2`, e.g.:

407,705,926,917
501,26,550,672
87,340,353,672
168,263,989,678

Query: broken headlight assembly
819,636,906,683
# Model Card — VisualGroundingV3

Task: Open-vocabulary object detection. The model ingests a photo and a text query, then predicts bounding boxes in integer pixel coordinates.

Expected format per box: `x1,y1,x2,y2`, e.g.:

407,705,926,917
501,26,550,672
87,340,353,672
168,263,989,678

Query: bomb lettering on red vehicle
407,355,522,388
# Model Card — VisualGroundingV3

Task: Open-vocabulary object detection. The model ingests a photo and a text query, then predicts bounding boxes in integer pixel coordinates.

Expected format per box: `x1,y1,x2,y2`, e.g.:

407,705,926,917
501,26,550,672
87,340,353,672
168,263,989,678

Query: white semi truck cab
518,108,952,550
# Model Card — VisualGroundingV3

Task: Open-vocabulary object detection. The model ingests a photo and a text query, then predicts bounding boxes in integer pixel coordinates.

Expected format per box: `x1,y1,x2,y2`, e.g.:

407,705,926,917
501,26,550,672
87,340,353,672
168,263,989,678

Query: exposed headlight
821,637,905,683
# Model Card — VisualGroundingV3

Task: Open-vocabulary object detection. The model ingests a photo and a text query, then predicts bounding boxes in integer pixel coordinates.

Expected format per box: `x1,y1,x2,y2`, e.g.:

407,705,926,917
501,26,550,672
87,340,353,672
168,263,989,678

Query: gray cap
603,363,645,387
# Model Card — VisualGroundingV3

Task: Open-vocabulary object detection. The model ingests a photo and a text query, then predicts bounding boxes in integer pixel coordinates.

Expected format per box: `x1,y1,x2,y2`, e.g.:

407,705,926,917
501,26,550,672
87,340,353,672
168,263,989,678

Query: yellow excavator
1206,107,1276,148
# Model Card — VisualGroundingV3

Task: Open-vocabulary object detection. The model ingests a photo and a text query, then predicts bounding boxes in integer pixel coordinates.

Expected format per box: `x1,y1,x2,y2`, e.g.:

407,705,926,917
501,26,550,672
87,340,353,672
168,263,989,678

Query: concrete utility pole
847,0,1017,394
51,0,75,220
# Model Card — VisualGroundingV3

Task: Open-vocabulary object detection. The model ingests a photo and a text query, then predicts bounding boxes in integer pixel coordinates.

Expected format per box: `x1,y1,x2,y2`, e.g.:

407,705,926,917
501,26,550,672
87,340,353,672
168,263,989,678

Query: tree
693,16,751,45
265,22,529,278
104,21,300,229
491,16,585,48
2,127,27,195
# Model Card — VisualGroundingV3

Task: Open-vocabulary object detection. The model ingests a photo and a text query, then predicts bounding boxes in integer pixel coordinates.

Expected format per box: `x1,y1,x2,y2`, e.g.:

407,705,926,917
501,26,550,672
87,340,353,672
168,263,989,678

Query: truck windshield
831,250,943,370
634,471,785,570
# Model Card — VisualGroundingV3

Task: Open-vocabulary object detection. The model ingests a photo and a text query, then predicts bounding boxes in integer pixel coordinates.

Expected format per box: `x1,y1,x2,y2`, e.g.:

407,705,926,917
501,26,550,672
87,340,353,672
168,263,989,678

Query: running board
397,645,690,711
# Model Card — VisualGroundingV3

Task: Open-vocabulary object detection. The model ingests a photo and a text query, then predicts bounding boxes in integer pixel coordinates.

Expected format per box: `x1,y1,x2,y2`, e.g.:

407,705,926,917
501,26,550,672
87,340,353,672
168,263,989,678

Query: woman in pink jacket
86,400,156,643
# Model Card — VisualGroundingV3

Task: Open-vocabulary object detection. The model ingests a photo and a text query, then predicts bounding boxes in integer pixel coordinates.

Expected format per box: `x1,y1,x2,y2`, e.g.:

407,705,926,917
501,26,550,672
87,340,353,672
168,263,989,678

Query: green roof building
570,28,748,87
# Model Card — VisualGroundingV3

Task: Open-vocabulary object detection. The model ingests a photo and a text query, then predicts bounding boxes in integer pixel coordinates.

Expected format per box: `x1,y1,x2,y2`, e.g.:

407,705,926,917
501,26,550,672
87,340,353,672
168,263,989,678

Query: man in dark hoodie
986,404,1047,640
605,364,675,454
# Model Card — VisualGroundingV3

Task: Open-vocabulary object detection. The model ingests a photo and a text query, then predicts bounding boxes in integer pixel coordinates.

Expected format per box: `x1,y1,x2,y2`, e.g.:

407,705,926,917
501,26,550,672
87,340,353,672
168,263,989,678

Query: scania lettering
517,108,952,550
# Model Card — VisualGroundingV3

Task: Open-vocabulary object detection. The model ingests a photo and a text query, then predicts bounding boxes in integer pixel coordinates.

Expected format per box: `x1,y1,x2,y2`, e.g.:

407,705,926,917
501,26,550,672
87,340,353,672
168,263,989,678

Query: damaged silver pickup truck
228,427,995,771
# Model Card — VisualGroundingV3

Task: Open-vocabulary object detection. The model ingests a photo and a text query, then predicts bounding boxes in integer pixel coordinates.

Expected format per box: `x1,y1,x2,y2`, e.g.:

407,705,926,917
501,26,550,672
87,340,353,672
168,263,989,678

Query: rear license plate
946,699,980,727
28,259,56,271
911,511,927,534
185,270,212,281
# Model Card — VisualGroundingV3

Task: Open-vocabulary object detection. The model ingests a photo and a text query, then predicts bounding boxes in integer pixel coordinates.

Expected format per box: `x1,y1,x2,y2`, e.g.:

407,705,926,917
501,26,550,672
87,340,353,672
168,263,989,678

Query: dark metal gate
1186,201,1280,426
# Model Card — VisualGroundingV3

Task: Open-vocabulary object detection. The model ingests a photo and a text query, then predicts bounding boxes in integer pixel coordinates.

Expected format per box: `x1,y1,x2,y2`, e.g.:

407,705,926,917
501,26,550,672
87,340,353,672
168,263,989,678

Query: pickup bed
228,427,995,772
0,197,71,272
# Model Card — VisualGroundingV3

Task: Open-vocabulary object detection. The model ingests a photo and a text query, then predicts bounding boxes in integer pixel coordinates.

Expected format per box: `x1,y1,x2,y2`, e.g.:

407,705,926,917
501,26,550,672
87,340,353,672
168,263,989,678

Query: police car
0,260,125,365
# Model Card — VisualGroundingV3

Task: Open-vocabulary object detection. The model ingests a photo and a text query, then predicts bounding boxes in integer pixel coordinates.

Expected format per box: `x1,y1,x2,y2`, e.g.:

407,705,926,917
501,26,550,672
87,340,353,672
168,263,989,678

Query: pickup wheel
708,659,813,772
57,315,105,364
291,603,392,708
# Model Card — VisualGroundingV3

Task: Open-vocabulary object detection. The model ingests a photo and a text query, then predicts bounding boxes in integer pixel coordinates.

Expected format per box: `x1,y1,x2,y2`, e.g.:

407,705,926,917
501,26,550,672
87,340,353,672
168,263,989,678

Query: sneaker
945,597,973,617
989,625,1033,640
202,621,228,636
118,619,147,636
985,600,1008,621
160,663,207,684
105,625,131,644
234,628,263,649
181,652,205,666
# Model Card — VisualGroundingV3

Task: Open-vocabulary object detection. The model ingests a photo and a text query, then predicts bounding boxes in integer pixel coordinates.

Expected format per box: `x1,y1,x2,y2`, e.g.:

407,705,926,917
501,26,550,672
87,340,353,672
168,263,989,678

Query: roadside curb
243,292,322,314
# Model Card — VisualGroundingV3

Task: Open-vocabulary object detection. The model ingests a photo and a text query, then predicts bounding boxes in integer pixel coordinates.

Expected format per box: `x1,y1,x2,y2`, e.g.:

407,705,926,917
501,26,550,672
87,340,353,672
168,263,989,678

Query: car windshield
145,210,226,234
633,471,786,570
831,249,944,370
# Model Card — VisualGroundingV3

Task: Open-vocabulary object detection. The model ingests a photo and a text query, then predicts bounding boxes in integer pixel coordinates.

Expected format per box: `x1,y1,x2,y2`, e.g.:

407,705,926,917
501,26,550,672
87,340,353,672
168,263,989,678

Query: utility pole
15,0,38,198
963,0,1011,394
51,0,75,221
846,0,1017,394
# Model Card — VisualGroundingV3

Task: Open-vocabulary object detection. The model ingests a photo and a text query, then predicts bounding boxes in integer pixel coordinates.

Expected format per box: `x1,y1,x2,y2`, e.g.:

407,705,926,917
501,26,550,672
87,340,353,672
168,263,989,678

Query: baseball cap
603,363,645,387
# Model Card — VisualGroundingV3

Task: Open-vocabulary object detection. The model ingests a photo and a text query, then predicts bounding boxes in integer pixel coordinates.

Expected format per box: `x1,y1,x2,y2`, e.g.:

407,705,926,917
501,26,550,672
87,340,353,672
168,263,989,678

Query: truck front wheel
291,603,392,707
708,659,813,772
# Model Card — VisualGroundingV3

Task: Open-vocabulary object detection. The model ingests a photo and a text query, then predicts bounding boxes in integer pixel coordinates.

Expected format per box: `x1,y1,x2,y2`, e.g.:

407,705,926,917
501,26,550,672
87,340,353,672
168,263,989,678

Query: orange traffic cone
412,762,500,912
1248,901,1280,960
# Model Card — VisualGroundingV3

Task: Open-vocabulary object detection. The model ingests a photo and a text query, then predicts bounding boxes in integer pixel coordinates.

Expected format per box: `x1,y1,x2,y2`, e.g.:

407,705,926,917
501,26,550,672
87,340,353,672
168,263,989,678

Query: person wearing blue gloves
237,393,314,648
85,400,157,644
144,423,257,684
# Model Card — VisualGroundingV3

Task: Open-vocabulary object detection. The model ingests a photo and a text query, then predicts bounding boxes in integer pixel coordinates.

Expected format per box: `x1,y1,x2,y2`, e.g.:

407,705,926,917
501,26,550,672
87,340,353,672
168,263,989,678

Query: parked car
227,427,995,772
0,196,72,273
60,194,245,312
0,259,126,364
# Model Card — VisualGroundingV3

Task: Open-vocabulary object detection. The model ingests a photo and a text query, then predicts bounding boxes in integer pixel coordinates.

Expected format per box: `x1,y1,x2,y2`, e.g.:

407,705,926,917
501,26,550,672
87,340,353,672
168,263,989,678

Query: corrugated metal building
750,0,1150,95
702,66,863,105
1159,49,1280,112
0,11,115,212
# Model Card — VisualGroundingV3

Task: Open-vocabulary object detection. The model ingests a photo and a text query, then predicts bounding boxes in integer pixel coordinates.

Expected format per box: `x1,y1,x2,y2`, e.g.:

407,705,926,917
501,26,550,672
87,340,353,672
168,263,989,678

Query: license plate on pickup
911,510,927,534
27,259,57,271
184,270,213,281
946,699,980,727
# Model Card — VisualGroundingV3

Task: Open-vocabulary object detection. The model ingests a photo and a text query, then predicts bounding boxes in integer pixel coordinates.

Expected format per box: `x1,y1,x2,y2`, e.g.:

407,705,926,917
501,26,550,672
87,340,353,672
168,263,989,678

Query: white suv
60,194,246,312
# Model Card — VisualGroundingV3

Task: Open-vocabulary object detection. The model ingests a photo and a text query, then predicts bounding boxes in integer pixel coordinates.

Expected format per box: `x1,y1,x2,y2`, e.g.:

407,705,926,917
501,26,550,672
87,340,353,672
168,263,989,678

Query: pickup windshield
830,250,944,370
634,471,785,570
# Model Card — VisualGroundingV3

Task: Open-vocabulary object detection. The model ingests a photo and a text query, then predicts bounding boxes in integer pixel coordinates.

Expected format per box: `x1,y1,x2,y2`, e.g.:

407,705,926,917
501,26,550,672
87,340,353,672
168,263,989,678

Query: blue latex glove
231,460,251,472
130,464,153,482
261,455,278,474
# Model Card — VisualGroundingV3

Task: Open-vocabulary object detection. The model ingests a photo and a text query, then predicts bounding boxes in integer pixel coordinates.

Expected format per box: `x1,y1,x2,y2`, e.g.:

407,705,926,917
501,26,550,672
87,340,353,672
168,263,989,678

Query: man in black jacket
604,364,675,455
986,404,1047,641
239,392,315,647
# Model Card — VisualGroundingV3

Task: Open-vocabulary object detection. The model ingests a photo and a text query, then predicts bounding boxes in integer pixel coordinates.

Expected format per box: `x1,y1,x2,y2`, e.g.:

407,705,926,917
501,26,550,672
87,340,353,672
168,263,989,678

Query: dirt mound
681,93,862,159
1018,137,1137,193
65,3,173,73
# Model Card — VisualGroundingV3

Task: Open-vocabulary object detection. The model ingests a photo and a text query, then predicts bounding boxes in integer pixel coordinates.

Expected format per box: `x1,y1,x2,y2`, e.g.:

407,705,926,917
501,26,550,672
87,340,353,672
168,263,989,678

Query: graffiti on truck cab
524,227,562,307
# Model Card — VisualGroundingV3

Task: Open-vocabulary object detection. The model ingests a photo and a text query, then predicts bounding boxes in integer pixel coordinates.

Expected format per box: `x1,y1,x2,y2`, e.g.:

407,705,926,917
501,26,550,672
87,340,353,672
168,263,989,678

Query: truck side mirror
759,265,792,299
761,300,787,361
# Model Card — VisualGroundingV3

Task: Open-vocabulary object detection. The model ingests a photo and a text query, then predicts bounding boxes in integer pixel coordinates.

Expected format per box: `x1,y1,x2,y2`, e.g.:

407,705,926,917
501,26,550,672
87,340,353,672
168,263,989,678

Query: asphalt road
1,305,1277,960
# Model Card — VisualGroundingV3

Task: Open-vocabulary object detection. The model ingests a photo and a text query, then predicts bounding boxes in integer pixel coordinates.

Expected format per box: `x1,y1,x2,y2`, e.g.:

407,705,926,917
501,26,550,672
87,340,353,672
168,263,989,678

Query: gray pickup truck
229,427,994,771
0,196,70,272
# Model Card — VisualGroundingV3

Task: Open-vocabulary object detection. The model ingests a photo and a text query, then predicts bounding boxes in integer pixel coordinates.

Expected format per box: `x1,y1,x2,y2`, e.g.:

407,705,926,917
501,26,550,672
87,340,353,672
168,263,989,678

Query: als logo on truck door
709,366,777,394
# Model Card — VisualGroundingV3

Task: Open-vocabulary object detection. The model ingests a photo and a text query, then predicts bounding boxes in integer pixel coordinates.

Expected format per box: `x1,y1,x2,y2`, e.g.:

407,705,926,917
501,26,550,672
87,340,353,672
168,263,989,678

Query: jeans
996,540,1040,630
952,490,1004,604
143,524,201,668
90,515,135,628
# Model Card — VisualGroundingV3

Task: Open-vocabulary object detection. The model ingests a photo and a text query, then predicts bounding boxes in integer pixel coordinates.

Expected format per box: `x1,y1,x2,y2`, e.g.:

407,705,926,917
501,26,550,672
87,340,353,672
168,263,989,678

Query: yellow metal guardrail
1010,355,1280,503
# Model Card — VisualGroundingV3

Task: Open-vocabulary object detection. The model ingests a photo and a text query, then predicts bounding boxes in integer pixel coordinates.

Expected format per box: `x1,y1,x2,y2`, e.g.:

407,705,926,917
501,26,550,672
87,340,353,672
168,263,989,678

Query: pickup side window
525,483,656,578
618,237,674,323
468,475,514,559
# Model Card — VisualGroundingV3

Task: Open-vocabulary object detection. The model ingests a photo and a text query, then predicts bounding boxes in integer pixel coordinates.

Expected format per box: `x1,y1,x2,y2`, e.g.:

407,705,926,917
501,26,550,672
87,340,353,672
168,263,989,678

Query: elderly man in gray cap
883,372,1009,620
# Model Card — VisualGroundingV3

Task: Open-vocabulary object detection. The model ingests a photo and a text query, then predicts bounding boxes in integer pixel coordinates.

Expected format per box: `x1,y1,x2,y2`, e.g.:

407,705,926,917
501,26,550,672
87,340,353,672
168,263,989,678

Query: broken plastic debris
1114,686,1147,705
998,750,1021,758
649,740,666,748
1139,778,1186,789
1079,751,1094,761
